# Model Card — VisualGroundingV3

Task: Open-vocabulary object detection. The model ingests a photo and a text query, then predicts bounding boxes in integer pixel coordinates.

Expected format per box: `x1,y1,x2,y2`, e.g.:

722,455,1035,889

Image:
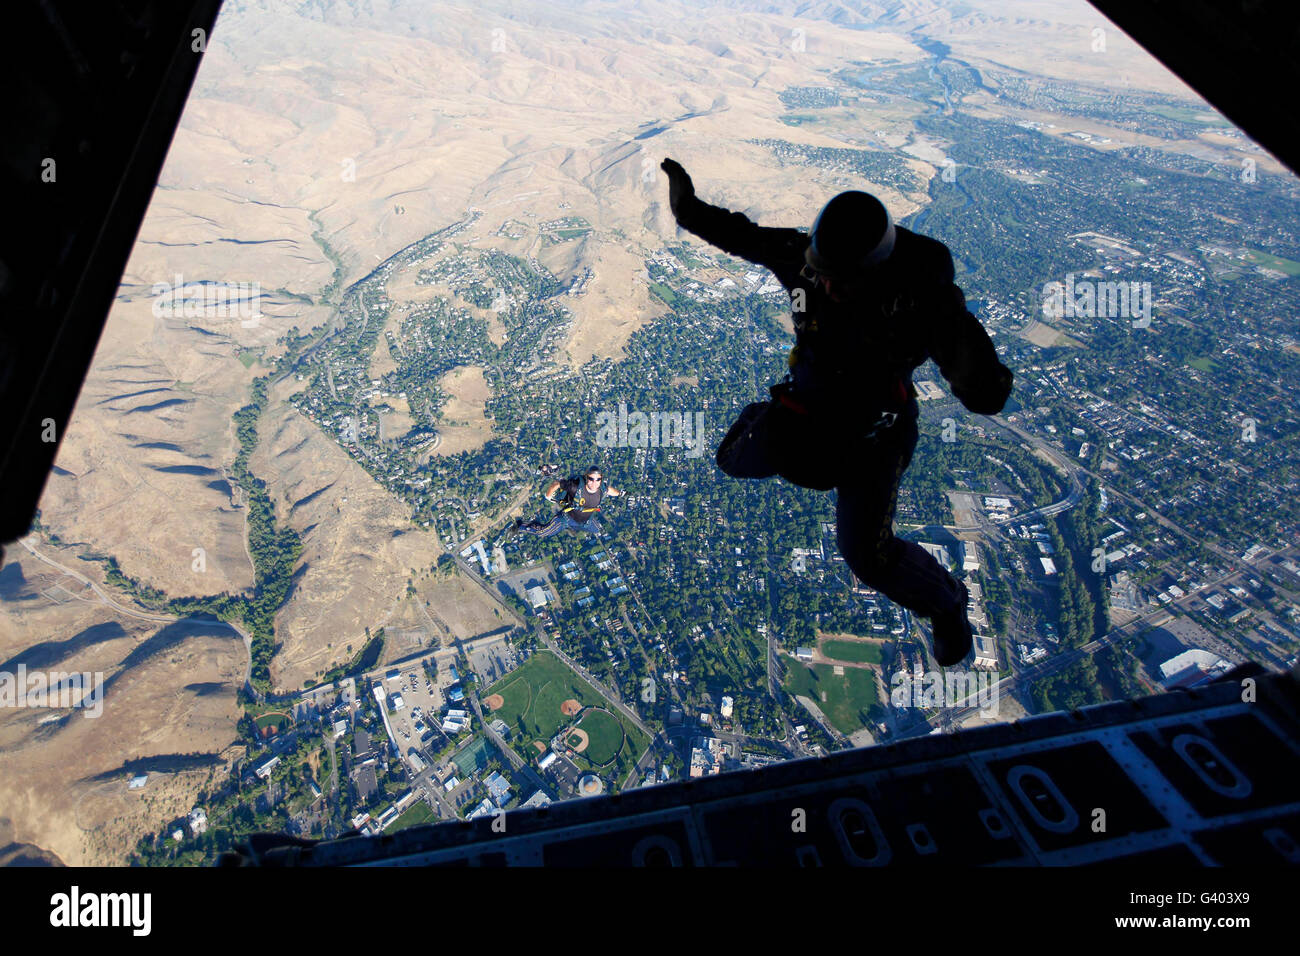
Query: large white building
527,585,549,609
520,790,552,809
472,540,492,575
689,737,728,778
1159,649,1229,689
914,380,945,401
484,771,512,807
919,541,952,571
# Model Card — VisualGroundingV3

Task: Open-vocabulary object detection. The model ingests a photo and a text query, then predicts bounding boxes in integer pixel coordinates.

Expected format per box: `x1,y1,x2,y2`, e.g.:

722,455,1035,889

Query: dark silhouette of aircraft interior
4,1,1299,866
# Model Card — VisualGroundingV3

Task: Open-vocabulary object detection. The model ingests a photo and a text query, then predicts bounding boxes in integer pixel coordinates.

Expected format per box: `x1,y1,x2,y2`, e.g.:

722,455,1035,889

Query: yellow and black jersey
556,477,605,523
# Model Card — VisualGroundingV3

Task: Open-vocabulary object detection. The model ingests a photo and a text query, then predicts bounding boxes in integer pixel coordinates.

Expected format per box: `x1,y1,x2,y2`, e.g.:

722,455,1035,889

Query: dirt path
19,536,255,690
19,537,178,625
459,484,535,546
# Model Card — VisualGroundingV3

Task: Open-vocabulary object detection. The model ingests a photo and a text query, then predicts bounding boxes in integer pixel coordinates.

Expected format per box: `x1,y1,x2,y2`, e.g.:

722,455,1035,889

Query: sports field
388,801,435,832
782,657,880,734
486,652,649,783
485,651,601,744
572,709,624,766
255,711,292,734
821,638,884,665
452,735,494,775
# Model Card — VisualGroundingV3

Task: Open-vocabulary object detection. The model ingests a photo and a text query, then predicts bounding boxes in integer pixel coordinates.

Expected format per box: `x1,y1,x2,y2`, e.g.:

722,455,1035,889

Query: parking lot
382,659,452,768
495,563,556,603
467,635,518,686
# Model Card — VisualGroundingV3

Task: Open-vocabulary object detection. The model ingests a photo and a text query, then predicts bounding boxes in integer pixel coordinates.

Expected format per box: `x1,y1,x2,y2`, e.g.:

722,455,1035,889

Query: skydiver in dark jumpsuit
510,467,624,538
661,158,1014,666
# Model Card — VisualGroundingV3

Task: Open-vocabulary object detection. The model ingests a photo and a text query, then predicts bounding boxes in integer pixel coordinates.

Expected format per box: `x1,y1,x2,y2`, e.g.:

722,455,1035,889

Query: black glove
661,158,695,217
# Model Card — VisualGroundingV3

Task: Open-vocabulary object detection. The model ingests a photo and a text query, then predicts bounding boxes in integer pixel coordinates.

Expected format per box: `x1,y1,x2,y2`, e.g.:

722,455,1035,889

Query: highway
891,553,1274,737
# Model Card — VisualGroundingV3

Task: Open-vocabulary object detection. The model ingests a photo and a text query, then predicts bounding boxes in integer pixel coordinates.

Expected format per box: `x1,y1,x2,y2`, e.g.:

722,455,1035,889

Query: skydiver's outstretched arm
661,158,807,278
926,248,1014,415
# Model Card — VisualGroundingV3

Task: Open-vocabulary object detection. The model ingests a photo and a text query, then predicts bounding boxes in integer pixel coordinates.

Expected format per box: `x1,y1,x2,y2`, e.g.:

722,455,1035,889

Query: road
995,421,1085,524
998,415,1253,579
463,683,551,797
892,552,1267,737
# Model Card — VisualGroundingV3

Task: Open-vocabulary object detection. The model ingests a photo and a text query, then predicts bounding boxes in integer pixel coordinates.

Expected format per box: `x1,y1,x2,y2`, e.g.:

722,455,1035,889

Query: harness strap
775,389,809,415
892,377,910,406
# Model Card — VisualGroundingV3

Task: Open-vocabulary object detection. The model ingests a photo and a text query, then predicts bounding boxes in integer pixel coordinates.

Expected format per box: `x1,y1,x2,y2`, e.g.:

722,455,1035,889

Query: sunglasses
586,474,602,482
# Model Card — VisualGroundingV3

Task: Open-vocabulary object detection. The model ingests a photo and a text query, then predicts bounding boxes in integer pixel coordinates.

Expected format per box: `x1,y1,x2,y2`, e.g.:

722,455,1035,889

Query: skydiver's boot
930,580,973,667
860,540,972,666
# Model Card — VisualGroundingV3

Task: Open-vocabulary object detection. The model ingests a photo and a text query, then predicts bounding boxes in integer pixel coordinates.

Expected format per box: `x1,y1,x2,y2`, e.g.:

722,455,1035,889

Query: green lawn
388,801,435,833
486,651,601,745
533,680,573,733
821,639,884,665
648,282,678,306
574,708,624,766
782,657,880,735
1144,104,1227,125
255,711,291,732
1240,248,1300,276
486,652,649,784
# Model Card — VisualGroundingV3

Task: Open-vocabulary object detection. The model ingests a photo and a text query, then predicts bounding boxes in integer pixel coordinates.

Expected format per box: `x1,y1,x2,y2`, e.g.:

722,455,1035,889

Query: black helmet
805,191,895,277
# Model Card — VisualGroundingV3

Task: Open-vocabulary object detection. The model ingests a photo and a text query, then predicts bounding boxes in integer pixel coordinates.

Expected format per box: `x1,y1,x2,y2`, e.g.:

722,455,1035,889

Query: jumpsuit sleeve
672,195,808,288
925,248,1014,416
